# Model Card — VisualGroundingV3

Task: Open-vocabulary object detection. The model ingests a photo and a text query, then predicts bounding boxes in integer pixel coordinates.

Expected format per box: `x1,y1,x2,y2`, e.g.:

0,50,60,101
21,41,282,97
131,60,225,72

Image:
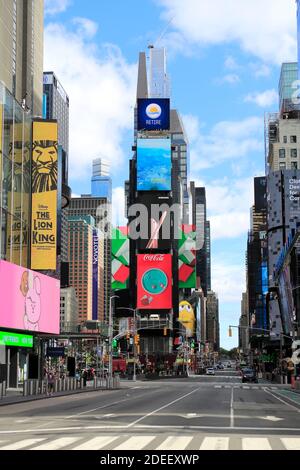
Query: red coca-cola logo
143,254,164,262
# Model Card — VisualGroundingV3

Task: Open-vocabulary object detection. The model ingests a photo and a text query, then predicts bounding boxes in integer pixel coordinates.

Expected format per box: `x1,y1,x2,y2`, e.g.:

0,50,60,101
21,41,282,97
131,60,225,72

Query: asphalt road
0,370,300,450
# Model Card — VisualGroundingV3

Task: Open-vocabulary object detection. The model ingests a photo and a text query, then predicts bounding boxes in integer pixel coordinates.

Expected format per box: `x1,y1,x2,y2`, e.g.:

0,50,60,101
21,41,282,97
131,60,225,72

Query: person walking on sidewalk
47,369,55,396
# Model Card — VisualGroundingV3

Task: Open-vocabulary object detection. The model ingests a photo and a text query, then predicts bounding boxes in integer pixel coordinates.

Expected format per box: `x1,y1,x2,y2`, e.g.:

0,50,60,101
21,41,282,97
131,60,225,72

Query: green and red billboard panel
178,225,196,288
137,254,172,309
111,226,129,290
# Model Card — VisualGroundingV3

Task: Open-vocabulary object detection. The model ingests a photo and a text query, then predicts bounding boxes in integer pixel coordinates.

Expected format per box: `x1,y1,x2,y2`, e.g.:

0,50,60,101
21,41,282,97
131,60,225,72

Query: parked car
227,362,232,368
217,363,224,370
206,367,215,376
241,368,258,383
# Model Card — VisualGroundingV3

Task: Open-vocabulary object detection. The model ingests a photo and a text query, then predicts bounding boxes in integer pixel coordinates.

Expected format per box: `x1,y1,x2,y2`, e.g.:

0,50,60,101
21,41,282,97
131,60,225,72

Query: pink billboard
0,260,60,334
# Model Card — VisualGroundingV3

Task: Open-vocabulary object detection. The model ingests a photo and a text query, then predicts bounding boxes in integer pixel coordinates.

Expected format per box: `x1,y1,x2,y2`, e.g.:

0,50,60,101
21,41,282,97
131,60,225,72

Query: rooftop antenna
153,15,175,48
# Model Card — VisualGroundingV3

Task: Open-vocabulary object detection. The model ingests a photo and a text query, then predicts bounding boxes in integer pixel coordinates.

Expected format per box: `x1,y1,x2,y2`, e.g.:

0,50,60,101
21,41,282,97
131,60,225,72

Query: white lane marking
242,386,250,389
114,435,156,450
252,387,258,390
73,436,120,450
225,385,231,389
187,413,197,417
31,437,80,450
126,387,201,428
230,386,234,428
242,438,272,450
200,437,229,450
281,438,300,450
103,414,116,418
156,436,193,450
214,385,222,389
271,387,278,390
263,388,300,413
0,438,45,450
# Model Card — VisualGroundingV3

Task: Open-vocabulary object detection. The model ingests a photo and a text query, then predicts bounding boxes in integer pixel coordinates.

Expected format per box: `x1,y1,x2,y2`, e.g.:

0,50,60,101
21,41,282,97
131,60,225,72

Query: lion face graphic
32,140,58,193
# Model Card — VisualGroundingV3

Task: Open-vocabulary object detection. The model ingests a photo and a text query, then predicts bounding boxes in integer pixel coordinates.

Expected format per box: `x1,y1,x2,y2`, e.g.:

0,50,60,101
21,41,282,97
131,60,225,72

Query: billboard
31,120,58,270
137,138,171,191
278,265,294,336
0,260,60,334
92,230,99,320
112,226,130,290
137,98,170,131
135,194,173,251
178,301,195,338
178,225,196,288
0,331,33,348
137,254,172,309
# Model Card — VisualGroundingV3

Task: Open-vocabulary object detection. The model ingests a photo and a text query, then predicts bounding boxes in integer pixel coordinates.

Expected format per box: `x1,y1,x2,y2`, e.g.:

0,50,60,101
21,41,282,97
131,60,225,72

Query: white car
206,367,215,375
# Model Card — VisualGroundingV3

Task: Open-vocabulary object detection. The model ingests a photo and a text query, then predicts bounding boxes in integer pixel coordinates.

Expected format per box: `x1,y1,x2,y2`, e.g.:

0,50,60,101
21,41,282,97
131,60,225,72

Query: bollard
23,380,27,397
29,380,33,396
80,378,84,389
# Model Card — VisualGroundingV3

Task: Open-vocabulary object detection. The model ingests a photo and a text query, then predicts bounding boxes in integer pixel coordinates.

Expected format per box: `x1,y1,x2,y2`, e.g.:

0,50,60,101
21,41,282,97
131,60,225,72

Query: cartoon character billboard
31,120,58,270
0,260,60,334
137,254,172,309
178,301,195,337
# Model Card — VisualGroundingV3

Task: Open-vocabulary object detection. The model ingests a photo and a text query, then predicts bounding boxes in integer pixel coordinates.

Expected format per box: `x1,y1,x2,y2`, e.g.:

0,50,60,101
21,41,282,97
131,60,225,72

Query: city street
0,370,300,450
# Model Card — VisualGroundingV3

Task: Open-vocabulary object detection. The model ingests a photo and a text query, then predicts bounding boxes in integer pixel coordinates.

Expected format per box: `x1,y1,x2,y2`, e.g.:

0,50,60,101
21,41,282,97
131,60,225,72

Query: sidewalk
0,380,127,407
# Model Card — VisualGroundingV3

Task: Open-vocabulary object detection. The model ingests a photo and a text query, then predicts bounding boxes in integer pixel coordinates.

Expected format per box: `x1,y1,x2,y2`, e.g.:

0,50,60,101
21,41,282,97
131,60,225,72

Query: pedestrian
47,369,55,396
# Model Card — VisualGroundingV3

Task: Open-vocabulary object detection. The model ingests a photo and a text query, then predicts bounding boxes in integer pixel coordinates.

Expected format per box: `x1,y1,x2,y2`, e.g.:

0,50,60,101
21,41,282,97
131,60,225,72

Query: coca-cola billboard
137,254,172,310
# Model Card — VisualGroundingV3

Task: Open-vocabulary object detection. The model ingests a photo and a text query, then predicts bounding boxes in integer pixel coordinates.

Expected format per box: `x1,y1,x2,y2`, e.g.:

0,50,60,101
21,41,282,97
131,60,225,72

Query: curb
0,386,123,407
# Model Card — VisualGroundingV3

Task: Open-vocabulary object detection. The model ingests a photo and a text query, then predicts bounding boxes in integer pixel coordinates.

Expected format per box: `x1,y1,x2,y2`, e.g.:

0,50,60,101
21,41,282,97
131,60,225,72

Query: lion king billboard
30,120,58,270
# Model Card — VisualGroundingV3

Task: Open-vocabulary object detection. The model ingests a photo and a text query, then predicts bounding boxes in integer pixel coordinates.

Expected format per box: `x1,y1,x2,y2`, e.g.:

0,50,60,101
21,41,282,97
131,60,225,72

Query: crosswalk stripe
156,436,194,450
0,438,45,450
242,438,272,450
31,437,80,450
280,438,300,450
73,436,119,450
214,385,222,389
114,436,156,450
200,437,229,450
242,386,250,389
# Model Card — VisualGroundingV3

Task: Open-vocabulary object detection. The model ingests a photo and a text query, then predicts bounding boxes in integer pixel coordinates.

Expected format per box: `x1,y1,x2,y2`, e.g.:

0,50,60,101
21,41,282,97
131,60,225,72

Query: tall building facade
69,196,110,321
279,63,298,115
91,158,112,201
43,71,71,284
0,0,44,116
190,185,211,296
206,291,219,352
60,287,78,333
68,215,94,324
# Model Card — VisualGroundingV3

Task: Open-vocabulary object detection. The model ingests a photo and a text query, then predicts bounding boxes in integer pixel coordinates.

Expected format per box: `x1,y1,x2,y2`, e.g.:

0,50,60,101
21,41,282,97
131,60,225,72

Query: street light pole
109,295,119,387
116,307,137,382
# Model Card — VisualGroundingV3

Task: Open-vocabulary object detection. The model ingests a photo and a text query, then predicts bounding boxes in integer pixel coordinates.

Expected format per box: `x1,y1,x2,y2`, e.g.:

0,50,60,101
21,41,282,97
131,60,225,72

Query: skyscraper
91,158,112,201
0,0,44,116
69,196,111,321
148,47,170,99
279,63,298,115
43,72,71,285
68,215,94,324
206,291,219,352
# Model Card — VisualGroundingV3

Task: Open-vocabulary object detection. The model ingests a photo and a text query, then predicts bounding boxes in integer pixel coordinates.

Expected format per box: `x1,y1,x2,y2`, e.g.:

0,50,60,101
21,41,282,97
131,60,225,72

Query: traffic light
190,340,195,349
163,327,168,336
112,339,118,350
228,327,232,337
134,334,140,345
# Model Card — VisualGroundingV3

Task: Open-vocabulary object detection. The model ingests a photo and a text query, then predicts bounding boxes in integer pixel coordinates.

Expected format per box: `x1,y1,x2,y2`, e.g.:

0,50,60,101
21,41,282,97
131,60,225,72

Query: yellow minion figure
178,301,195,337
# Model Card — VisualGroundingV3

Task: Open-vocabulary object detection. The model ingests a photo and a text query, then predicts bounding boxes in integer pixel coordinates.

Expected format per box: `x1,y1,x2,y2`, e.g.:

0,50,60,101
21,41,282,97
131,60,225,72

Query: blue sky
44,0,297,349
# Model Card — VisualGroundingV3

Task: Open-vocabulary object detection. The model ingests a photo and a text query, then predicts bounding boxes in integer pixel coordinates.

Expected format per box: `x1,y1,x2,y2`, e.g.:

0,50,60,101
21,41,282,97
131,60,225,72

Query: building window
291,162,298,169
279,162,286,169
279,149,286,158
283,136,287,143
291,149,297,158
290,136,297,143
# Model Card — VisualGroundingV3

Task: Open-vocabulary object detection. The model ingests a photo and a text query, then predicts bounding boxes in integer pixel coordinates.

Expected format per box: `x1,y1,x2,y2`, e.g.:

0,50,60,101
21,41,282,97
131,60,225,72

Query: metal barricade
0,381,6,399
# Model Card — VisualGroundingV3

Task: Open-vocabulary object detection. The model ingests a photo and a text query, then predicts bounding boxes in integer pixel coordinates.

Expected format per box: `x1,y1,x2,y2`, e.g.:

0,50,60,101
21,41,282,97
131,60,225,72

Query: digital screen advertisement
178,225,196,288
0,260,60,334
112,226,130,290
137,254,172,309
137,138,171,191
137,98,170,131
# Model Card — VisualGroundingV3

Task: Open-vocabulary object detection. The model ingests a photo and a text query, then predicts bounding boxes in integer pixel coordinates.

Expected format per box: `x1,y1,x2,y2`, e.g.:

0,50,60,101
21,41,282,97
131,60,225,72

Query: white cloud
250,63,272,78
72,17,98,39
212,260,245,302
192,177,253,239
216,73,240,85
44,22,137,182
244,89,278,108
224,56,240,71
158,0,297,64
182,114,263,170
112,186,126,227
45,0,71,15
